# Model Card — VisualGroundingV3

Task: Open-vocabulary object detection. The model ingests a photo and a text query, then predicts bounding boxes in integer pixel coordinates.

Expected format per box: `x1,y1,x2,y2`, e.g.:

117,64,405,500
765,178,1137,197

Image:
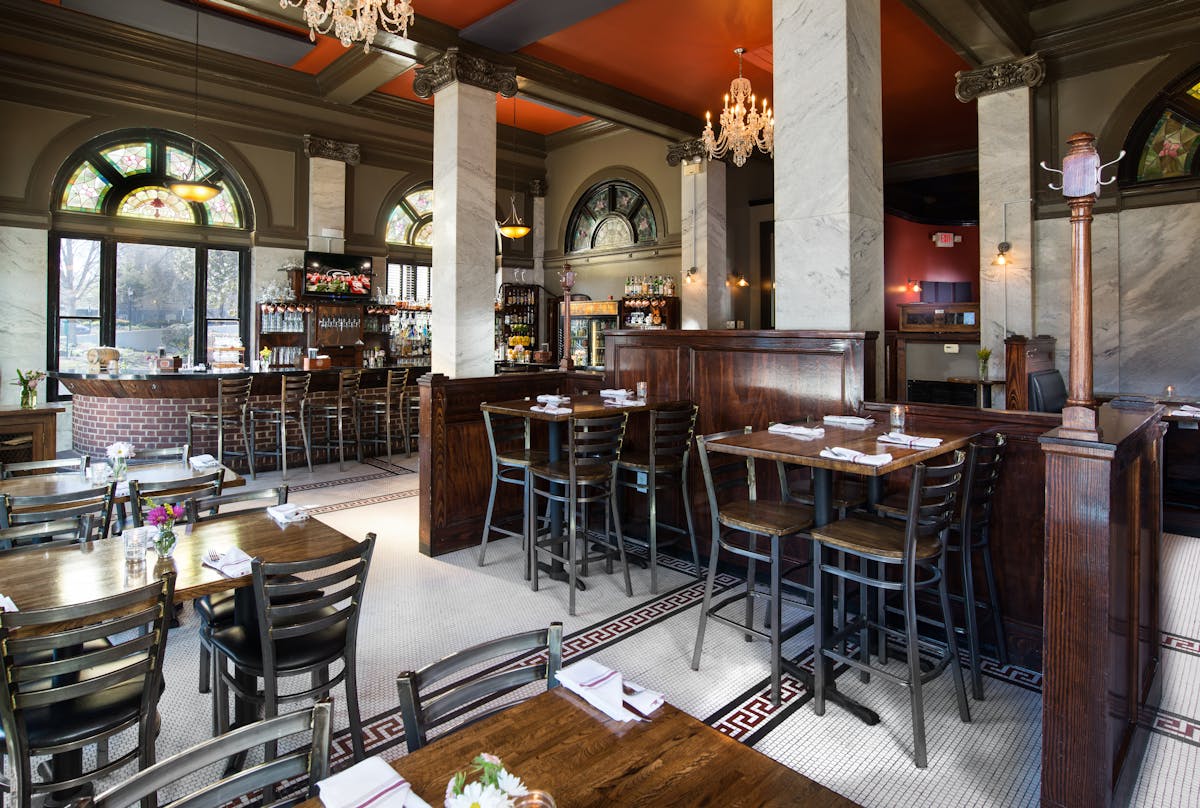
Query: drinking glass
124,527,146,566
514,792,556,808
890,404,906,431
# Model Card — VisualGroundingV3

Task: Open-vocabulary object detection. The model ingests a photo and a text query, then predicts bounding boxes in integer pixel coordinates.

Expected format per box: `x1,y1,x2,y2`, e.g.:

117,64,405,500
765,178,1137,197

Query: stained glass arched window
55,129,248,228
1121,69,1200,186
386,185,434,246
565,180,657,253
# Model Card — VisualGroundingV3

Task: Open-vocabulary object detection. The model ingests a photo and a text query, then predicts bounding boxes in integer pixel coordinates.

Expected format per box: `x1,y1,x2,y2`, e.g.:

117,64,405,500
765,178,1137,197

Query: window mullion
195,246,207,366
99,238,117,348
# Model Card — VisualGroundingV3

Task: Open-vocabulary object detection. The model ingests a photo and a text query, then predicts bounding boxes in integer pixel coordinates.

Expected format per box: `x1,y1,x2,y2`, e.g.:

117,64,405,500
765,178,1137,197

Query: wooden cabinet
898,302,980,332
0,405,62,464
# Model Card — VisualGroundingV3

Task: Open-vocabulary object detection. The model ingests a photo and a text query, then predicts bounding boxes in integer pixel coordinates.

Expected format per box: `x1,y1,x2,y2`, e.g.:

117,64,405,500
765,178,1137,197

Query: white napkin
267,503,309,524
877,432,943,449
556,659,663,722
202,547,254,578
1171,406,1200,417
317,756,431,808
0,595,17,613
599,388,632,399
189,453,220,470
823,415,875,428
819,447,893,467
530,404,572,415
536,394,570,406
768,423,825,440
115,481,130,498
604,398,645,408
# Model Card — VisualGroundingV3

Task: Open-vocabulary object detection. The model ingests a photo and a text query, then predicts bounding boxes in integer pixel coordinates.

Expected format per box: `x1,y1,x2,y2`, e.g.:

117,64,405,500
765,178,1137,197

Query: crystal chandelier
702,48,774,167
281,0,415,52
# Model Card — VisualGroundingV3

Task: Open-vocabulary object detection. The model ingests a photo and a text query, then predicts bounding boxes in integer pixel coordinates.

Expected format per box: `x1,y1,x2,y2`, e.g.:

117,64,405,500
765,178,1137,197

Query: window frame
1119,67,1200,190
564,179,658,255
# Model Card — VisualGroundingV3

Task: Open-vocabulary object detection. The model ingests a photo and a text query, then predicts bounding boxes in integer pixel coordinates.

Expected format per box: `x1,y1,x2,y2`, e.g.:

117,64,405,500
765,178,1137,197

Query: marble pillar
0,226,49,408
772,0,883,353
679,156,730,329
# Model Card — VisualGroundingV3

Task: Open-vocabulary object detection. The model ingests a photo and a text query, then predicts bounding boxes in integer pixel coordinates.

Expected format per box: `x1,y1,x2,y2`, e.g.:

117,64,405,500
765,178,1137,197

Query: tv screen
303,251,373,298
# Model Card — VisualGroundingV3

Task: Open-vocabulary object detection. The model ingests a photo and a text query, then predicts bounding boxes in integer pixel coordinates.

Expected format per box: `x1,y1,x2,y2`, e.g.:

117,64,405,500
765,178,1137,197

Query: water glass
124,527,146,566
890,404,906,431
636,380,648,400
514,792,556,808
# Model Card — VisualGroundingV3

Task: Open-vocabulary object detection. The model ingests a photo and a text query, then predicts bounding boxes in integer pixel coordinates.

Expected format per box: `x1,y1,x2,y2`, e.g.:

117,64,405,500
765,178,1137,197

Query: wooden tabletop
0,510,361,611
706,421,978,475
304,688,859,807
946,376,1006,386
0,461,244,502
481,393,679,422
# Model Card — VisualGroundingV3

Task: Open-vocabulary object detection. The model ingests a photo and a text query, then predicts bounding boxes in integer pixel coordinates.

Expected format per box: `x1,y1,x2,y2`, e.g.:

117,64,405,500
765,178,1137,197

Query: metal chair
0,516,102,551
211,536,375,763
81,701,332,808
0,456,89,479
401,379,421,456
358,368,410,463
691,427,816,707
810,451,970,768
396,623,562,752
312,369,363,471
528,413,630,616
128,444,190,466
128,470,224,527
0,483,116,539
0,574,175,808
477,409,548,572
186,374,255,479
615,403,700,593
250,373,314,480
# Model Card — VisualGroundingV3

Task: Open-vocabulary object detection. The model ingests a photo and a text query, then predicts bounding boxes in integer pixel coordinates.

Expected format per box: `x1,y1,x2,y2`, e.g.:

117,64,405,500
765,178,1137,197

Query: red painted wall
883,215,980,331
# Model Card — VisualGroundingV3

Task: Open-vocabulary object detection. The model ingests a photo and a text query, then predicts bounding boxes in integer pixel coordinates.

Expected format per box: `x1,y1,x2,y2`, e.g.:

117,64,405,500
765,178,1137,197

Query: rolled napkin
604,398,645,408
823,414,875,428
877,432,943,449
600,388,633,399
819,447,893,467
267,503,309,524
556,658,664,722
317,756,431,808
1170,405,1200,417
768,423,825,440
530,404,572,415
0,594,17,613
536,394,570,406
202,547,254,578
189,453,220,470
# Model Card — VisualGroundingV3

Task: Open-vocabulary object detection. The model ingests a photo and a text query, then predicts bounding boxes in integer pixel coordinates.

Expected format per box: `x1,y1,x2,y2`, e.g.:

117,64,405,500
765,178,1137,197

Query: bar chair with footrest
478,408,548,574
311,369,363,471
250,373,314,480
186,374,255,479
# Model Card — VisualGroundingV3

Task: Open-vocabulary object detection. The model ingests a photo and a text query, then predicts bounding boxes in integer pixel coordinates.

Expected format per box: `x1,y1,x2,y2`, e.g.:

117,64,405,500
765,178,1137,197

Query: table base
781,659,881,725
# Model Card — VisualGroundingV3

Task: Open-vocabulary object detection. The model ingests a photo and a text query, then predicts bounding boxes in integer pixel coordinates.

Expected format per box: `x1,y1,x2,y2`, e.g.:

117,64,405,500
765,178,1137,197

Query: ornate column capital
528,178,547,198
666,138,708,167
955,53,1046,103
303,136,361,166
413,47,518,98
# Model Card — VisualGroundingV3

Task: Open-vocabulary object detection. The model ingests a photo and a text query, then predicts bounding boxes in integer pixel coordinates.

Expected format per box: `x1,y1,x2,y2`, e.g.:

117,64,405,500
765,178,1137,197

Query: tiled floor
89,458,1200,806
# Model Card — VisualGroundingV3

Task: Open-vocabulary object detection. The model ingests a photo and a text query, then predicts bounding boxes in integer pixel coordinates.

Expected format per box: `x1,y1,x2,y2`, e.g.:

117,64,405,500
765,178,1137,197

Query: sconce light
735,274,750,288
908,278,922,293
996,241,1011,265
685,266,698,284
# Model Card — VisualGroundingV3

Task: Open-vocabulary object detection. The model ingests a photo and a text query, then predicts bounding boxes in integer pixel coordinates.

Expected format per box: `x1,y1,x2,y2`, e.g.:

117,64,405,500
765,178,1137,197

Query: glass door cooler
559,300,619,370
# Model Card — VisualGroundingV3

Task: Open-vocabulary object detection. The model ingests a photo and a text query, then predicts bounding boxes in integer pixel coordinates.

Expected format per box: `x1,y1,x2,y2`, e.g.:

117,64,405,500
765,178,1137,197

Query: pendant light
498,100,530,240
169,1,221,204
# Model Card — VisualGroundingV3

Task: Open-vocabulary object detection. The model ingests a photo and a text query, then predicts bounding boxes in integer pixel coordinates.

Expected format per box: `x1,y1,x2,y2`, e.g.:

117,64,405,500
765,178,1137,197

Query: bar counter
54,365,429,467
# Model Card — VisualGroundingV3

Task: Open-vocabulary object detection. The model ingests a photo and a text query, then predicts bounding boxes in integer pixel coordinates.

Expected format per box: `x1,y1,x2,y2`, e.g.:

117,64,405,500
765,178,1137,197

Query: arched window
385,185,434,306
385,185,434,247
565,180,657,254
50,129,252,391
1121,68,1200,186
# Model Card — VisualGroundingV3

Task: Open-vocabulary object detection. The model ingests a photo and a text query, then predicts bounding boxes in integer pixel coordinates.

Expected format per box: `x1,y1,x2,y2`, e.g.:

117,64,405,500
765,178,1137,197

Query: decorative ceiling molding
665,139,707,167
955,53,1046,102
412,47,517,98
303,136,361,165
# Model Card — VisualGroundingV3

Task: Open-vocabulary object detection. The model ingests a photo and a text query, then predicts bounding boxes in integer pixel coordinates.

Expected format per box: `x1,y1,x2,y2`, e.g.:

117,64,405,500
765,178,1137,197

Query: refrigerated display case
559,300,619,370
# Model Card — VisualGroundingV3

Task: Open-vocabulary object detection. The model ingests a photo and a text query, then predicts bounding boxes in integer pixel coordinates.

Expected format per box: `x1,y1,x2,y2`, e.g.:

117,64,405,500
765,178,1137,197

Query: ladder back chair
186,374,255,479
0,482,116,540
357,368,410,463
478,408,548,573
312,369,363,471
0,456,89,480
128,470,224,528
250,373,314,480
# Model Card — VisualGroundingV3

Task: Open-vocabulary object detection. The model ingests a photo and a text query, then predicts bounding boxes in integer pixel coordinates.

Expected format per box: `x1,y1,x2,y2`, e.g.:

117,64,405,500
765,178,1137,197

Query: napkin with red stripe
819,447,893,467
877,431,943,449
317,756,431,808
556,659,663,722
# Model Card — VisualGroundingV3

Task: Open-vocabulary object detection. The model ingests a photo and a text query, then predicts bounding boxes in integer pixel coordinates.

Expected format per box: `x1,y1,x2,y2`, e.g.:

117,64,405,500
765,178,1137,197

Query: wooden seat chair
0,574,175,808
186,374,255,479
691,427,815,707
357,368,411,463
312,369,363,471
477,408,549,573
396,623,562,752
250,373,314,479
810,451,970,768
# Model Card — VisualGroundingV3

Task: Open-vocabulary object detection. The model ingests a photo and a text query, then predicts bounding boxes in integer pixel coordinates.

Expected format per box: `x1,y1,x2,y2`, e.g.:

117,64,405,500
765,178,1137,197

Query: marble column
956,55,1045,387
772,0,883,366
670,140,730,329
415,49,517,378
530,179,548,346
302,136,359,253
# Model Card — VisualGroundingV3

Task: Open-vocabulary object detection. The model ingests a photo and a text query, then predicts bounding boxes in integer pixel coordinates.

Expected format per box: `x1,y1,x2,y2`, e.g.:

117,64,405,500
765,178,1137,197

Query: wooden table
0,460,245,505
946,376,1006,408
704,419,978,725
0,404,63,464
305,689,859,807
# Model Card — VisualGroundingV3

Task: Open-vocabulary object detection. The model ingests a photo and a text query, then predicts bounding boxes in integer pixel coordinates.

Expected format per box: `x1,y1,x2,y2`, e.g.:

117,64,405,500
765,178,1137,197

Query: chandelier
281,0,415,52
701,48,774,167
498,102,530,240
169,1,221,203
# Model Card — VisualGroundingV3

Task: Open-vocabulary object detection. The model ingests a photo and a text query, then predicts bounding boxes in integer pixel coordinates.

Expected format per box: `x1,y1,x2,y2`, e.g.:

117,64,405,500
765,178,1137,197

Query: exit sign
931,231,962,248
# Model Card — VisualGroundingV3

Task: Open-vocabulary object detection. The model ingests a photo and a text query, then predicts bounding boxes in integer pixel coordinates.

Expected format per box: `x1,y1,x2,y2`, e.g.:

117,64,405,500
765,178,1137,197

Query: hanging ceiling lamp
169,2,221,204
702,47,774,167
282,0,415,53
498,101,531,240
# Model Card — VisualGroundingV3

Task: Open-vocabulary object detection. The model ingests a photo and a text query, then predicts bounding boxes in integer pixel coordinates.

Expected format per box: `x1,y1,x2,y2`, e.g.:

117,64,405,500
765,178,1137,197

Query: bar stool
478,409,548,572
528,412,629,616
250,373,313,480
186,375,254,478
402,377,421,456
615,402,700,593
691,427,815,706
312,369,363,471
810,451,970,768
358,368,410,463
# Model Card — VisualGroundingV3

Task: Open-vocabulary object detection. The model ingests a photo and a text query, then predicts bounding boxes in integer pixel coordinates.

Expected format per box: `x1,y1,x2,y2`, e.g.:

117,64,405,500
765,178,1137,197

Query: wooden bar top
305,688,859,807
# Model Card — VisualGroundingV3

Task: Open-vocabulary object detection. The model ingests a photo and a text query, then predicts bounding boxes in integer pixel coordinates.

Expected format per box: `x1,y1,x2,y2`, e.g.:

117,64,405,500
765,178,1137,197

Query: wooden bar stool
478,408,548,573
186,374,254,478
312,369,363,470
810,451,970,768
250,373,313,479
615,402,700,593
691,427,815,707
358,368,410,463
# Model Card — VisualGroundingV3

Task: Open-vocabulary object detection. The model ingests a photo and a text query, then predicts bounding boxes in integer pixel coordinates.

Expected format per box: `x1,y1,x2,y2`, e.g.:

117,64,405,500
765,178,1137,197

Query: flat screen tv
302,251,373,299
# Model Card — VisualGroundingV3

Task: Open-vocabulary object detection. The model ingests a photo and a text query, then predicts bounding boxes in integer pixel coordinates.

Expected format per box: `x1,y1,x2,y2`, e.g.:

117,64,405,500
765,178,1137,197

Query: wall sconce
995,241,1011,265
908,278,923,293
685,266,698,284
735,274,750,288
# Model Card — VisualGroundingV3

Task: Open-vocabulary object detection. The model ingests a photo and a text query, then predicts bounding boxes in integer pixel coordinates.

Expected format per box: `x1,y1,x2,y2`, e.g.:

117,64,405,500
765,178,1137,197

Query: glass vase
19,386,36,409
154,526,176,558
111,457,128,480
978,359,988,379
